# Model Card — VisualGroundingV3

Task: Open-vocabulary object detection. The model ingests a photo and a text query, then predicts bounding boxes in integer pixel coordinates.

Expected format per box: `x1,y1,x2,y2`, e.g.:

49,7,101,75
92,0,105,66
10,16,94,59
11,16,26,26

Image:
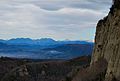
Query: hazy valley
0,38,93,59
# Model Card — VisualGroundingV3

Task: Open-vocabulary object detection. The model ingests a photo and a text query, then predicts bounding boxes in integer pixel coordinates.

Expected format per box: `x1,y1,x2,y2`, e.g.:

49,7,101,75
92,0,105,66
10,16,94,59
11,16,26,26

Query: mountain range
0,38,93,59
0,38,93,46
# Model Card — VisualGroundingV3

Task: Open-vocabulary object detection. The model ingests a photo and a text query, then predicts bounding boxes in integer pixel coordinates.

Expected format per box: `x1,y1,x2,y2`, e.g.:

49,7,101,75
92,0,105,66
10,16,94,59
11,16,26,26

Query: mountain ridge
0,38,93,47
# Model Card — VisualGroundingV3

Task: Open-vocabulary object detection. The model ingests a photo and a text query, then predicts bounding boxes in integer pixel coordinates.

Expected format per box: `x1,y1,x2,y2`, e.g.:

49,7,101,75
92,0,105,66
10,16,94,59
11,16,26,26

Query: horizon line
0,37,94,42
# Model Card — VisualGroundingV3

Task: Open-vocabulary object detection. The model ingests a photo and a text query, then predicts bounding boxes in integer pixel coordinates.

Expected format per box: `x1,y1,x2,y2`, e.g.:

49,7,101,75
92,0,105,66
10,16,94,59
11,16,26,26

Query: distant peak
8,38,33,41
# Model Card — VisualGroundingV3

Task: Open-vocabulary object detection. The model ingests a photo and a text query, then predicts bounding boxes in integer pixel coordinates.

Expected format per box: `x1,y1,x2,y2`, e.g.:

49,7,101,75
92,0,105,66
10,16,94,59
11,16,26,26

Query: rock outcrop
91,0,120,81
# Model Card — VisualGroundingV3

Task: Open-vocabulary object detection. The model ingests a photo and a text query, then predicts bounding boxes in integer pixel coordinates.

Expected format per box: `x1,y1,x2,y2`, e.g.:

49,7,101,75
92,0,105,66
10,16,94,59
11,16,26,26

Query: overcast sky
0,0,112,41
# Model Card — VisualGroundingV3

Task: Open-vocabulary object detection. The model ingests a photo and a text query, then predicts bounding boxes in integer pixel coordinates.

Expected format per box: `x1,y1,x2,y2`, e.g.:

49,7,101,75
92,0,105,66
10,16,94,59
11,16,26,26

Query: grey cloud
0,0,112,40
1,0,112,11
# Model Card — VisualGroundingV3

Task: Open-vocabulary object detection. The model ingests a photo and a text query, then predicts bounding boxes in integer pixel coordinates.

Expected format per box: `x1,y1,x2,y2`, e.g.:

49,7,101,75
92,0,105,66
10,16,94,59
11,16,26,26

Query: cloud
0,0,112,41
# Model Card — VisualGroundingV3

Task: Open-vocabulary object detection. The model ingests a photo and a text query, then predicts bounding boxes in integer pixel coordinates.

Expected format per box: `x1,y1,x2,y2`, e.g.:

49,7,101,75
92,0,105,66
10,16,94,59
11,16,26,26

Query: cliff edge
91,0,120,81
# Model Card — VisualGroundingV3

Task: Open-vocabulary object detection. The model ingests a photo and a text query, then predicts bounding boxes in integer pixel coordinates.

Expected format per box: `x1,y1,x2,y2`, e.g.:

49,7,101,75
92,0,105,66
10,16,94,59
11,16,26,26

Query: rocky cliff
91,0,120,81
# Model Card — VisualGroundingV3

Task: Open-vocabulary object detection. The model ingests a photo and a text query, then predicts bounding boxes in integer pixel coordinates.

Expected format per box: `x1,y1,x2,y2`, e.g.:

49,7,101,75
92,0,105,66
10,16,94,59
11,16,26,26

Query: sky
0,0,112,41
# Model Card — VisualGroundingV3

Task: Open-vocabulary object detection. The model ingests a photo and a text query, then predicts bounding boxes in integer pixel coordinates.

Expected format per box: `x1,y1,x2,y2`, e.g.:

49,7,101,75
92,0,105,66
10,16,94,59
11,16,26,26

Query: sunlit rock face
91,0,120,81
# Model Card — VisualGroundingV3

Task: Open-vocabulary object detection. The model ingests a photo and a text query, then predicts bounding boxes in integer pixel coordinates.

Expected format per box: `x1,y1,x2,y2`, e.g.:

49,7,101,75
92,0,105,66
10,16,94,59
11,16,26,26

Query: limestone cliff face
91,0,120,80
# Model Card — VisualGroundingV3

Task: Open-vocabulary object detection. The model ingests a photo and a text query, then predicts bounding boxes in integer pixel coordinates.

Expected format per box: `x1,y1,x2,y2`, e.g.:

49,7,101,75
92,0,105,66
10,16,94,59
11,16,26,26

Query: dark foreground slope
0,57,30,80
0,56,90,81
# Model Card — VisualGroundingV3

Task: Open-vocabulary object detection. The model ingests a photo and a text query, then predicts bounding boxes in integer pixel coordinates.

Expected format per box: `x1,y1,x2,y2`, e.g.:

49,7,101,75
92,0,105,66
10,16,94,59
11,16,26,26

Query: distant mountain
0,38,94,59
0,38,93,46
6,38,33,44
0,38,55,45
6,38,56,45
0,39,5,43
